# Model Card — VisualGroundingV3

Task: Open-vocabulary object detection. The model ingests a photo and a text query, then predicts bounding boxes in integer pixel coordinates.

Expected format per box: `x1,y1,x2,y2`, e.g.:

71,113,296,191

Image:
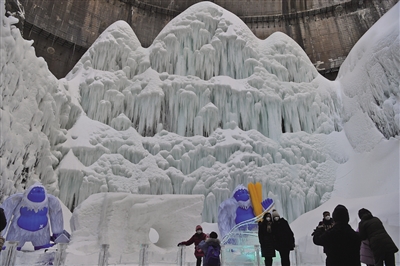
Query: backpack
206,245,221,266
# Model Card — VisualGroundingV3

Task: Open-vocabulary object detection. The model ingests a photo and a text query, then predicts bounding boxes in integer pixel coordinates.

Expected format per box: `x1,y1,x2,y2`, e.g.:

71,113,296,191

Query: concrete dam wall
12,0,398,79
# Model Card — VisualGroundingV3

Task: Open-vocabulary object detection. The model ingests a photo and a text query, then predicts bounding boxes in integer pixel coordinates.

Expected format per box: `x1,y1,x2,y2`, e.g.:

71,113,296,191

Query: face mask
196,230,202,234
324,216,330,220
274,217,279,221
266,217,271,222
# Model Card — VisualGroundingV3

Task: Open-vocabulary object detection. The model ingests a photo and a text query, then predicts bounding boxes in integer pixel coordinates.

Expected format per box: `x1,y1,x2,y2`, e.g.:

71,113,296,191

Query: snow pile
338,3,400,142
67,193,204,265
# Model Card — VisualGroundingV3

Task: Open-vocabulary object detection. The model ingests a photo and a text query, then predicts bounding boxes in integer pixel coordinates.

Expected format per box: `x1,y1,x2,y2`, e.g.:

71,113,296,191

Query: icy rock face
0,1,78,200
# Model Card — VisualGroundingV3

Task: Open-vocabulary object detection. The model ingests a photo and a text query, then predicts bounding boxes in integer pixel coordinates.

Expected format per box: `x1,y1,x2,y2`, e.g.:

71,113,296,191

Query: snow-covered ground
0,0,399,265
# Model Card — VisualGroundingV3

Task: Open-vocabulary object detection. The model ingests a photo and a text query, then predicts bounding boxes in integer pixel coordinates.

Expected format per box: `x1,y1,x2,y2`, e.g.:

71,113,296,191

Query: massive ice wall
67,3,342,139
2,0,399,225
58,4,347,223
0,0,80,200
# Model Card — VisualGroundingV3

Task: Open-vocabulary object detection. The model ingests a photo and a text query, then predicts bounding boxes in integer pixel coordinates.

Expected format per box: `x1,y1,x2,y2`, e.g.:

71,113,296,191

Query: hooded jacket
271,217,295,251
198,237,221,266
358,209,398,258
258,213,276,258
313,205,361,266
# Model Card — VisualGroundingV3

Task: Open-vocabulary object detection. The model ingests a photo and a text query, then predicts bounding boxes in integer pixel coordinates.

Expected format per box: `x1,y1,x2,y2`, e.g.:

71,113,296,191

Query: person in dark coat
312,211,335,254
198,231,221,266
178,225,207,266
313,204,361,266
258,212,276,266
0,208,6,232
358,208,398,266
271,209,295,266
0,207,6,250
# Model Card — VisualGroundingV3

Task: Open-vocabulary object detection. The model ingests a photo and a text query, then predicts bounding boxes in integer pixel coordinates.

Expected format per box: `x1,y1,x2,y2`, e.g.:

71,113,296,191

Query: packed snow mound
338,3,400,142
68,193,205,265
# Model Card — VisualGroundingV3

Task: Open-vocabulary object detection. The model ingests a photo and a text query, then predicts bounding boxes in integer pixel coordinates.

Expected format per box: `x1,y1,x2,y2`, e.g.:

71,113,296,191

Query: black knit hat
209,231,218,239
332,204,349,224
358,208,371,219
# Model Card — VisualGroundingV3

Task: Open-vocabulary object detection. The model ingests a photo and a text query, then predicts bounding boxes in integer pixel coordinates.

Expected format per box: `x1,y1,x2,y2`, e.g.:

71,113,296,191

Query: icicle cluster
0,2,78,200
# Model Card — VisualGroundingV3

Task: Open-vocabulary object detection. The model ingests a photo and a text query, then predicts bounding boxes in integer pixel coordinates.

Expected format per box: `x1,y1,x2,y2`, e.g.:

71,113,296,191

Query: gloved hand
177,242,183,247
311,225,324,236
261,198,274,210
50,233,61,242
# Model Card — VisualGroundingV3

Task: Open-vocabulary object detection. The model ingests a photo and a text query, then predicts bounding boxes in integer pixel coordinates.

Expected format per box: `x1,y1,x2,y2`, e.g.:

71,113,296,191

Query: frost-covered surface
1,0,399,265
60,2,346,223
0,0,80,200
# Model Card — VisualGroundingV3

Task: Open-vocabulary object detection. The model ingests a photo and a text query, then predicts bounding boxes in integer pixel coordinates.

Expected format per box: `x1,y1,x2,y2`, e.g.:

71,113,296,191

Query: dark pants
196,256,202,266
278,250,290,266
264,257,273,266
374,252,395,266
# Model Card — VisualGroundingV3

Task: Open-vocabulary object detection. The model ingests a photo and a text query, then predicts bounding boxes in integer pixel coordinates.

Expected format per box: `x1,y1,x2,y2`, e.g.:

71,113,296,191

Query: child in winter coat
178,225,207,266
198,231,221,266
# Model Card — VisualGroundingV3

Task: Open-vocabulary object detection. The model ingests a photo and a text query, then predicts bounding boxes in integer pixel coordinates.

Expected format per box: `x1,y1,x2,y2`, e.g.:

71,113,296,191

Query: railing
0,240,299,265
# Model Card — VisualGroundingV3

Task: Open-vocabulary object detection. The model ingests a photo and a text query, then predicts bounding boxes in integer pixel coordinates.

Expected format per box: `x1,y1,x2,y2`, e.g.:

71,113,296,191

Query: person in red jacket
178,225,207,266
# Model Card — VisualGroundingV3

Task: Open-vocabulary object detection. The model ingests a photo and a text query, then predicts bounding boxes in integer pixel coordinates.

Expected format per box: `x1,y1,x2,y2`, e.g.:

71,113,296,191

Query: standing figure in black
358,208,398,266
313,204,361,266
271,209,295,266
178,225,207,266
312,210,335,255
258,212,276,266
0,207,6,250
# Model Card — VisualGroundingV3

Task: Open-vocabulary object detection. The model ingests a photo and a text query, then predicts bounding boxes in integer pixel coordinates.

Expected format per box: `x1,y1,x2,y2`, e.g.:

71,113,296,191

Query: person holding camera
313,204,361,266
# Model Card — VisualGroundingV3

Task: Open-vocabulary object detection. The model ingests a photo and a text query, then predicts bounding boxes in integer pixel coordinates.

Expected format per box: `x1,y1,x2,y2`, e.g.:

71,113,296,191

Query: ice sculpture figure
1,183,66,250
218,183,274,240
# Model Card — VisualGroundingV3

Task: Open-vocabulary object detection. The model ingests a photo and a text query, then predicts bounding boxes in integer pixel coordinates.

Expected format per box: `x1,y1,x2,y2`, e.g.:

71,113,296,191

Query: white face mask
196,230,202,234
324,216,331,220
274,217,279,221
266,217,271,222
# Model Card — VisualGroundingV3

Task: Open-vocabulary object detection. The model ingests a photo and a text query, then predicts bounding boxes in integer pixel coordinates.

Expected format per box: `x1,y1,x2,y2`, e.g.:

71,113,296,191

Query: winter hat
332,204,349,224
209,231,218,239
272,209,280,219
195,225,202,231
358,208,372,219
